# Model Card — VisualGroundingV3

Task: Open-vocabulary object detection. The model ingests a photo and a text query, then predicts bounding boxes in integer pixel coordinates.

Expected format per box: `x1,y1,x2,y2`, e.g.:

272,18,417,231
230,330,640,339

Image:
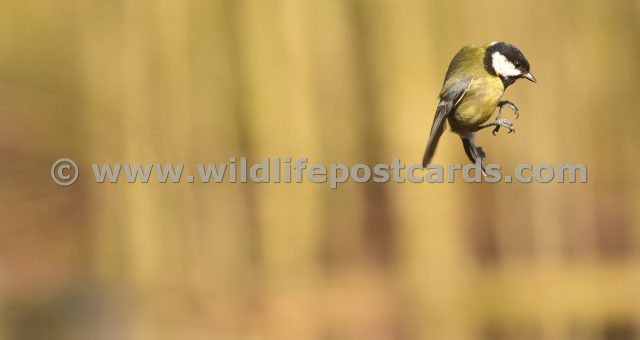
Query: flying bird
422,42,536,169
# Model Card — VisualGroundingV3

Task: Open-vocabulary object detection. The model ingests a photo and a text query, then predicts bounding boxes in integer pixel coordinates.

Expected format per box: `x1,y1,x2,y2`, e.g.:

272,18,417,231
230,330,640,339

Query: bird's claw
498,101,519,119
491,118,515,136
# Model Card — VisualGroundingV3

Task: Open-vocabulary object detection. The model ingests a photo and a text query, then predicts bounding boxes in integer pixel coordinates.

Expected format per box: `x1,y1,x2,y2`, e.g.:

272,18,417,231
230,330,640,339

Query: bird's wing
422,78,473,168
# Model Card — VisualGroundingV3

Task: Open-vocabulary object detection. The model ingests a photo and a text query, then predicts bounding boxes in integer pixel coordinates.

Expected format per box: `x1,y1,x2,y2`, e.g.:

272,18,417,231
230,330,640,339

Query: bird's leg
497,100,519,119
474,118,515,135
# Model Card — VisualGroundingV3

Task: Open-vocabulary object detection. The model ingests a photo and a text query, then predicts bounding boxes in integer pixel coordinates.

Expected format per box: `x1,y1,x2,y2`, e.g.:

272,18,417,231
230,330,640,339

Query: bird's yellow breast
448,76,504,133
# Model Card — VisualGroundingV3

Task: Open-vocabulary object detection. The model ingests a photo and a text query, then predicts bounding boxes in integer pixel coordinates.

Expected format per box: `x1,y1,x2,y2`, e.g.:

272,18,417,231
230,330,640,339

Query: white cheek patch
492,52,521,78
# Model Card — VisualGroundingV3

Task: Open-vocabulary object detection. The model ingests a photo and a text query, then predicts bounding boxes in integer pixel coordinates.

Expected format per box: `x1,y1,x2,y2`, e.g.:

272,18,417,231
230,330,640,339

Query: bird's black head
484,42,536,87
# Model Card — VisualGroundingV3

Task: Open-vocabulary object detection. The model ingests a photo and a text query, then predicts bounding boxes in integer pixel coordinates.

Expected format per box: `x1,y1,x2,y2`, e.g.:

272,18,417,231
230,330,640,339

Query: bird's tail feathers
461,135,488,176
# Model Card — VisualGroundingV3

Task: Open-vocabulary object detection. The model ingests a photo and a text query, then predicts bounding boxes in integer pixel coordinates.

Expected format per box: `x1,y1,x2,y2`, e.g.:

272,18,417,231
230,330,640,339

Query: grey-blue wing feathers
422,78,473,167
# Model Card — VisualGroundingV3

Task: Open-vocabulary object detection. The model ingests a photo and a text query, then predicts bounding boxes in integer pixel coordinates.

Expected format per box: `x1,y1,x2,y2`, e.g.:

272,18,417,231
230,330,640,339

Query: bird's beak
523,72,537,83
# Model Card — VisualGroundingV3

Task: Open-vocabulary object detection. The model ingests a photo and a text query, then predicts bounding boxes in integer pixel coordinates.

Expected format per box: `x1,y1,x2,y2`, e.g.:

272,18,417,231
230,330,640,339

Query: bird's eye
514,62,521,68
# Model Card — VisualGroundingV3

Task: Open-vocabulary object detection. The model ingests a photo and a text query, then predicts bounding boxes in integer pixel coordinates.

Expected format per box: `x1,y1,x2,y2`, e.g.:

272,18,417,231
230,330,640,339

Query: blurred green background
1,0,639,339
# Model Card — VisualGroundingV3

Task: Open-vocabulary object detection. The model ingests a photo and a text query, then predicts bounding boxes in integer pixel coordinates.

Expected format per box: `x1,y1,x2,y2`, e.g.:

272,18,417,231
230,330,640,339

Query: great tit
421,42,536,169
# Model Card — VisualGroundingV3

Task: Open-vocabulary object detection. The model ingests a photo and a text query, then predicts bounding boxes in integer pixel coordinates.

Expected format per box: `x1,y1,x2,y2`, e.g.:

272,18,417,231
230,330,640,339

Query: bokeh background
1,0,640,339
